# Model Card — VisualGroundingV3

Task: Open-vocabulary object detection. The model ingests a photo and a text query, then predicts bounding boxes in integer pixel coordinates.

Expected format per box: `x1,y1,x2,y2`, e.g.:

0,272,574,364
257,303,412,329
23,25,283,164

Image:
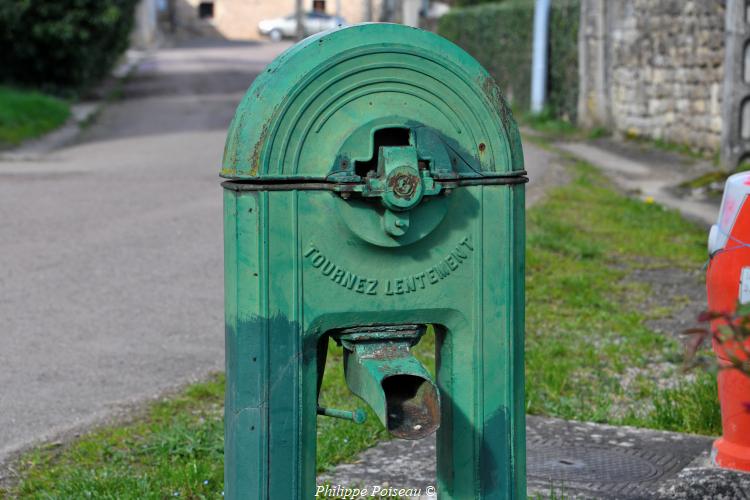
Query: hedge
438,0,580,122
547,0,579,122
0,0,139,94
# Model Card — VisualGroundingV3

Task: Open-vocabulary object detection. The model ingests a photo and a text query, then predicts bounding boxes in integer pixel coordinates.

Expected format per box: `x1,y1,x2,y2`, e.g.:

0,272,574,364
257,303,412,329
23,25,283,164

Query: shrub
438,0,579,122
684,308,750,380
0,0,139,94
546,0,579,122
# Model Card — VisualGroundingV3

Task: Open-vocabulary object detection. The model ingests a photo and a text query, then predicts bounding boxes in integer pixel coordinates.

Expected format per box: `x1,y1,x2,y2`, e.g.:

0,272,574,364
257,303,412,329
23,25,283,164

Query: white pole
296,0,304,40
531,0,551,114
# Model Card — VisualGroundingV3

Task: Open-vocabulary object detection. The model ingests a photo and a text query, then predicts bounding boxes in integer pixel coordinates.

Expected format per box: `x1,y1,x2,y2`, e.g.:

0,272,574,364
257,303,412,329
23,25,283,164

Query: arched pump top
221,23,525,182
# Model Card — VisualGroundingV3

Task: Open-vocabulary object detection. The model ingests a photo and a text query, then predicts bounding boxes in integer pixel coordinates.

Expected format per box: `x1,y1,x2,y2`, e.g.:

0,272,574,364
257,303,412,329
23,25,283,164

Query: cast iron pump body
221,23,527,499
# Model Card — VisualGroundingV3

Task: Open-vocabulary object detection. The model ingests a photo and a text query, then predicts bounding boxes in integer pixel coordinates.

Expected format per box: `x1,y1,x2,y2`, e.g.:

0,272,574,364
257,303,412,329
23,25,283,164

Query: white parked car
258,12,347,41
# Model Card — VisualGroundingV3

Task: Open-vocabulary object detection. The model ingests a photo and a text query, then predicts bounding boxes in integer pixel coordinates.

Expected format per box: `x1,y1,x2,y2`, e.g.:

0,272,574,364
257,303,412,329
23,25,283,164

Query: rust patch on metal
479,74,524,172
480,75,513,128
248,119,271,177
367,342,407,361
388,172,419,200
384,375,440,440
222,110,246,177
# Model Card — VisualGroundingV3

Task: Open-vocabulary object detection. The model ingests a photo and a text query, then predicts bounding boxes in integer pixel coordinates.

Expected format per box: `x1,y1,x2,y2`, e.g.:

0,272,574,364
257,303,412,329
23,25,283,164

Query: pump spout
334,325,440,440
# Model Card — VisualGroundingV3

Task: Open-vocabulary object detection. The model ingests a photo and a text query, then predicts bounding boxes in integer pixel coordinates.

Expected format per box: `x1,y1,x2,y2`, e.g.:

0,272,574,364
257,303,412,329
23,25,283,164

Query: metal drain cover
528,445,662,483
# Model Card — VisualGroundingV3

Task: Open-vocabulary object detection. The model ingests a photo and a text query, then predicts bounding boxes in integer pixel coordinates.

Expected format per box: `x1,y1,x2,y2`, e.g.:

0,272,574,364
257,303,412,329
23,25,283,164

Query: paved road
0,40,290,464
0,39,557,466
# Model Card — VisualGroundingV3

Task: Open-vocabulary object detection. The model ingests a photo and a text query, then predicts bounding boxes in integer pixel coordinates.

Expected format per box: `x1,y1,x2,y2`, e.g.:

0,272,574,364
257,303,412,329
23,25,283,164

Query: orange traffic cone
706,172,750,472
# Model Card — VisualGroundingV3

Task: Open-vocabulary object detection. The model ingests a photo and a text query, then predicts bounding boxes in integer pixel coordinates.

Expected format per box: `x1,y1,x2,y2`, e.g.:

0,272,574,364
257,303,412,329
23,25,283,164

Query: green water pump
221,23,527,499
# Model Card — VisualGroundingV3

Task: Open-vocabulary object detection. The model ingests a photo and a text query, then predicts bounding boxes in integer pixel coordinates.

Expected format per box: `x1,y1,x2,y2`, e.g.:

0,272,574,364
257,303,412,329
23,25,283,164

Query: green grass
6,374,226,498
530,483,568,500
517,109,611,143
2,342,434,497
520,111,719,167
586,127,610,140
519,108,579,138
524,161,717,426
626,371,722,435
679,171,729,190
1,160,722,497
625,133,713,162
0,86,70,147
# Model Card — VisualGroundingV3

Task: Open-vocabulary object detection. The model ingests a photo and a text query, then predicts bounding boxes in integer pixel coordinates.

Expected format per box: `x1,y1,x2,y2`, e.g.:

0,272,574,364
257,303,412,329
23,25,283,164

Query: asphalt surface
0,40,290,464
0,39,558,467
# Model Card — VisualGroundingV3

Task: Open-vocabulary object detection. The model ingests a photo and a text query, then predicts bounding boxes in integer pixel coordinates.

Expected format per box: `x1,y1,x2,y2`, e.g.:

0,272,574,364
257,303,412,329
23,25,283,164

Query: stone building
578,0,726,153
167,0,411,40
146,0,747,165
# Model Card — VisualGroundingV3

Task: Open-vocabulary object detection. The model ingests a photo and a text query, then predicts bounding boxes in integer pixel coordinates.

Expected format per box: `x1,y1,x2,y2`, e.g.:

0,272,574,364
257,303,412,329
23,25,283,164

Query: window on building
198,2,214,19
313,0,326,13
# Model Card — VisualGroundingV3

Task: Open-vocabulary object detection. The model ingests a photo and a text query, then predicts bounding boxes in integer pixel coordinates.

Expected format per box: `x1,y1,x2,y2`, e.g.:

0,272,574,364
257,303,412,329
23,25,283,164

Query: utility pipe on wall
296,0,304,41
531,0,551,114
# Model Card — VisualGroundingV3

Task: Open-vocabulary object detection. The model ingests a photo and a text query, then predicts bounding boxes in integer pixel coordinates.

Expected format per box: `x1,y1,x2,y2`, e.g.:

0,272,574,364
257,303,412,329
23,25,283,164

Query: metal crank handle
317,406,367,424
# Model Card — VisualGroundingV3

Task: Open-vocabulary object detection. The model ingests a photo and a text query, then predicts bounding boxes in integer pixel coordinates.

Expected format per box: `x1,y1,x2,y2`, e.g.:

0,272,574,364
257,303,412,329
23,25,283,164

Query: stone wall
721,0,749,168
579,0,726,152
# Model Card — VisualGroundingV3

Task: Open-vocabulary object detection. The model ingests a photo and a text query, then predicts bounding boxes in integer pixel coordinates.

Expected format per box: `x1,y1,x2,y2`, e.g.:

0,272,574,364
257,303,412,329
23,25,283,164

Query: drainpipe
531,0,551,114
295,0,304,40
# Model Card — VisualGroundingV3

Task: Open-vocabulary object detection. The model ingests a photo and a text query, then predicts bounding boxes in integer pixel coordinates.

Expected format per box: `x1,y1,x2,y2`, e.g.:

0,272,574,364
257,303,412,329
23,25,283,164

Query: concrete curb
554,139,721,228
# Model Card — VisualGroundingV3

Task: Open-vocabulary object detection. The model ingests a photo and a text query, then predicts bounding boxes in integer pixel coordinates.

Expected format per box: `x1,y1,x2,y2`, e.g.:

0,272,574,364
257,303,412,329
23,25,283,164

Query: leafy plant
684,307,750,379
0,0,138,94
